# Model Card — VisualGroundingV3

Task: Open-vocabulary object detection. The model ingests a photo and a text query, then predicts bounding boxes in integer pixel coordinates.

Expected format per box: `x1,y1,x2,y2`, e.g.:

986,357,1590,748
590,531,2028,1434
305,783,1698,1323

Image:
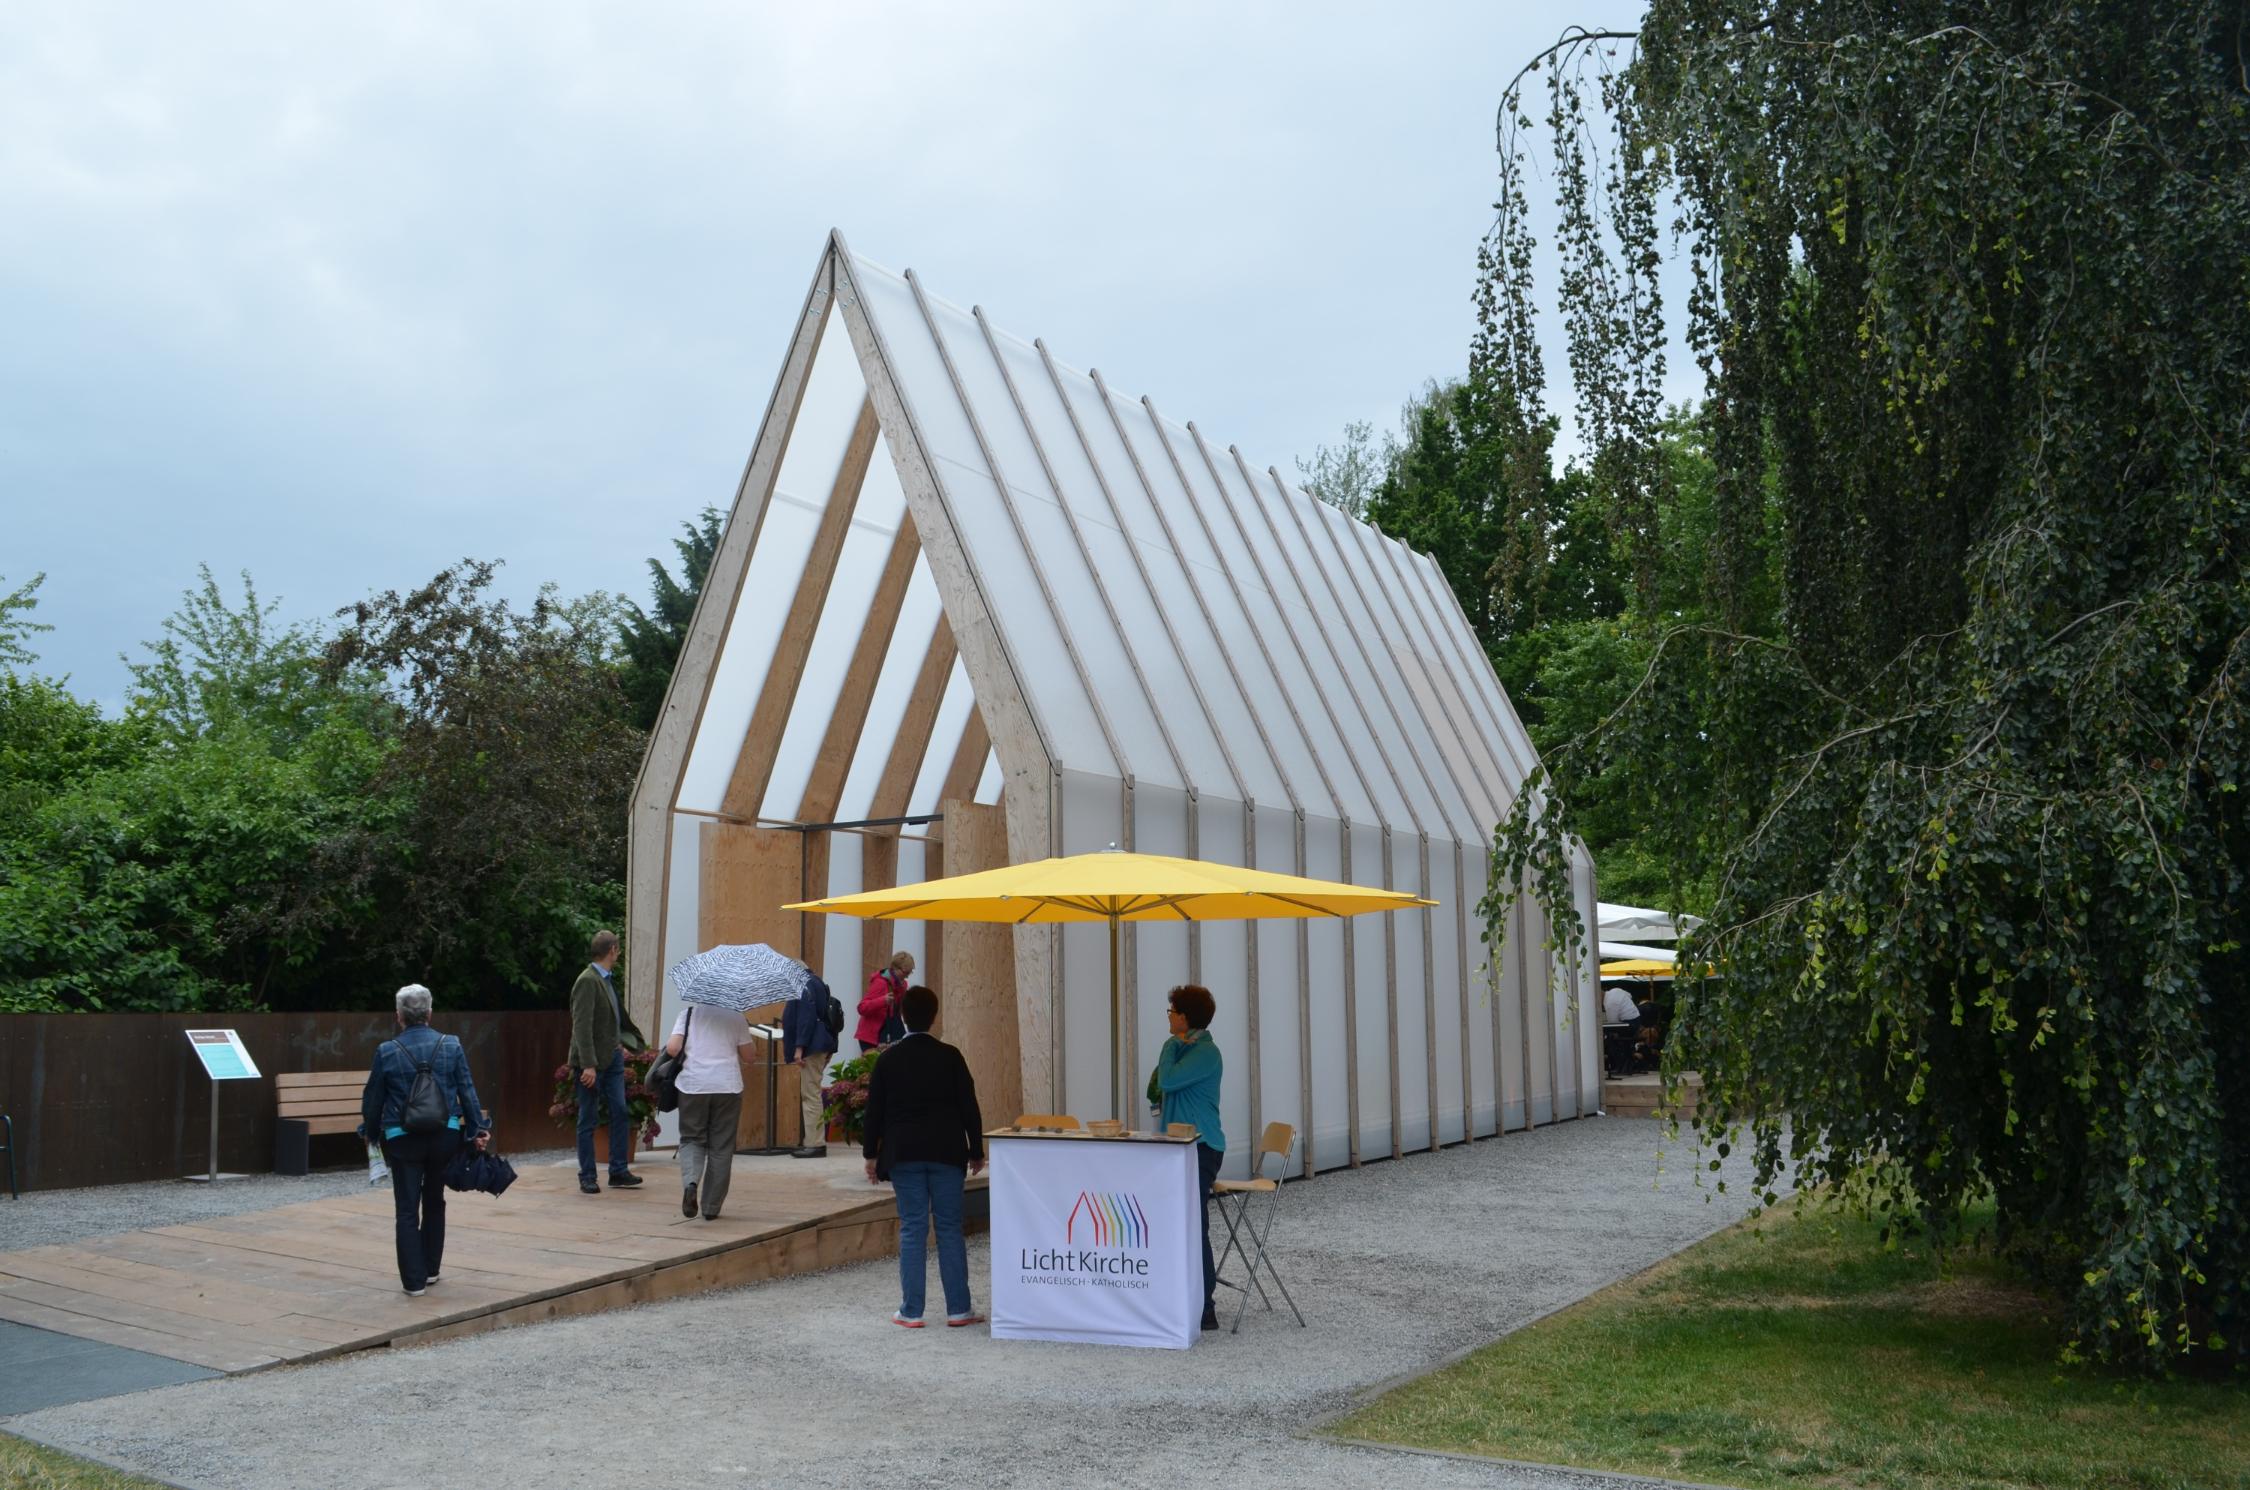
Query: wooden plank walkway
0,1157,975,1374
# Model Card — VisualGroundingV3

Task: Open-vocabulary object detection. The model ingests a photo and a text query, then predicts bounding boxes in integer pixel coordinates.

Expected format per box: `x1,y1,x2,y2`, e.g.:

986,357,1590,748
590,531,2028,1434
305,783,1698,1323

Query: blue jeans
382,1128,461,1291
576,1050,630,1180
891,1161,971,1320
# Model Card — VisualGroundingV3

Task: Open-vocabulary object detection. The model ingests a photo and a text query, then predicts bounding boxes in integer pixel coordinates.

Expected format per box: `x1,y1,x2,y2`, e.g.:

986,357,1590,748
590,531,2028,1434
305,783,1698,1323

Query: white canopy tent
1598,941,1677,965
1596,901,1703,943
624,233,1601,1176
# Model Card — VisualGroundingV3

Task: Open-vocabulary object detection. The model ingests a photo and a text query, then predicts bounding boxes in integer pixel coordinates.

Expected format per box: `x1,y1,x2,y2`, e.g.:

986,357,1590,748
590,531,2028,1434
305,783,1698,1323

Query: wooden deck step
0,1159,982,1375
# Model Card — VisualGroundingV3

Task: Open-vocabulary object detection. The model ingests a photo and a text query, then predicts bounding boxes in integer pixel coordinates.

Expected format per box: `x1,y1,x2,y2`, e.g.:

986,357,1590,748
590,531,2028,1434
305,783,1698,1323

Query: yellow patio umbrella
1599,958,1680,978
786,847,1434,1119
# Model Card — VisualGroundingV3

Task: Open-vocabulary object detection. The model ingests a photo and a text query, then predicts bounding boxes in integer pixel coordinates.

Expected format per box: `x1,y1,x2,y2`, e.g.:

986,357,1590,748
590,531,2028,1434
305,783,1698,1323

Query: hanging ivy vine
1481,3,2249,1369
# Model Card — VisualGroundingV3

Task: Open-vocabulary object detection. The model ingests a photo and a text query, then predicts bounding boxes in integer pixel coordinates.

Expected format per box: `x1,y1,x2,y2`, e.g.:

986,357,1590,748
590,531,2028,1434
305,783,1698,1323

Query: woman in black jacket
861,985,985,1327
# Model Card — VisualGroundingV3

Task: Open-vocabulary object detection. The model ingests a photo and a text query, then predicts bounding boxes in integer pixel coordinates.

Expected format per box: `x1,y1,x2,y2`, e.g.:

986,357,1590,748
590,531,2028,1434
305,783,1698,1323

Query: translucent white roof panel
1244,461,1448,835
834,564,945,821
1292,489,1477,838
761,513,897,819
908,658,976,815
847,258,1114,779
1193,431,1395,825
1349,516,1510,825
838,243,1545,852
674,311,867,814
990,332,1234,797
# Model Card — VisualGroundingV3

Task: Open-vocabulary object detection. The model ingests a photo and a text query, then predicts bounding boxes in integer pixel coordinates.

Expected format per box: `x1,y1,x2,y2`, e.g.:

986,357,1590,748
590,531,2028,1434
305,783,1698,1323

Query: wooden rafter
719,397,880,822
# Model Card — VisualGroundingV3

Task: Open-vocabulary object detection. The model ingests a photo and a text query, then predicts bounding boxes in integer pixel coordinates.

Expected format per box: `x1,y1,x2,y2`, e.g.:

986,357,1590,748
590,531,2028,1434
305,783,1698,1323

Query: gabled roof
833,237,1538,844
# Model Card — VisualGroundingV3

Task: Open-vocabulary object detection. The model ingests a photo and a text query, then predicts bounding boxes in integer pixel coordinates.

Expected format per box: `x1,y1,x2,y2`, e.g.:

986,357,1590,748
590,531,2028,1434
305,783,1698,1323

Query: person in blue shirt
360,984,491,1297
1152,984,1225,1332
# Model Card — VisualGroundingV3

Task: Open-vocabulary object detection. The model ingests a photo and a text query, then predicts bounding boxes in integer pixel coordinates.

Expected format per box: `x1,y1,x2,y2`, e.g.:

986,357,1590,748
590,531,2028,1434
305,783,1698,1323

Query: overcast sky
2,2,1683,704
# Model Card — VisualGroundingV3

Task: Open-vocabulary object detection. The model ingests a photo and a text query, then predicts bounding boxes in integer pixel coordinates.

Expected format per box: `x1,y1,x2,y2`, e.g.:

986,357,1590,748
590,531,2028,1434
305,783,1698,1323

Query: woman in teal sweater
1150,984,1225,1331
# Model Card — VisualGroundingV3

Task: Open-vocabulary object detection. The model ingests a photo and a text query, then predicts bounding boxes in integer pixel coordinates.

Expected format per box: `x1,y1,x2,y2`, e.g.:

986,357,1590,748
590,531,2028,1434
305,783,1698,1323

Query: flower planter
591,1125,639,1167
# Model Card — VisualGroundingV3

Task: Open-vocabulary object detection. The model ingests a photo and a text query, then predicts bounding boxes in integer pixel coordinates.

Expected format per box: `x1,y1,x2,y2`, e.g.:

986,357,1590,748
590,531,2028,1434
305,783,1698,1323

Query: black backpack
822,986,846,1037
398,1038,452,1135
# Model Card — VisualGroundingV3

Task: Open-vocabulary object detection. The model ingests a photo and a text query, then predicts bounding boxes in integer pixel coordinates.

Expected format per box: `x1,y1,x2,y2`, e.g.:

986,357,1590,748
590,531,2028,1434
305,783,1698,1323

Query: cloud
0,2,1673,697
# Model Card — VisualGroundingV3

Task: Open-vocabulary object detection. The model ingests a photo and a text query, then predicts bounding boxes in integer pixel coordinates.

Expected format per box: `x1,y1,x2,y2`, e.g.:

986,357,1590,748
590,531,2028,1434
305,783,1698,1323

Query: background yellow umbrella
787,847,1433,1118
1599,958,1680,978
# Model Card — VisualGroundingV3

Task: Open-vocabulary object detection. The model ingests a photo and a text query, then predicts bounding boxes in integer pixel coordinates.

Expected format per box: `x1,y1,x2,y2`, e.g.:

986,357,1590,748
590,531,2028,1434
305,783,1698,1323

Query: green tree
617,506,722,731
0,573,53,672
1488,4,2250,1367
321,560,644,1004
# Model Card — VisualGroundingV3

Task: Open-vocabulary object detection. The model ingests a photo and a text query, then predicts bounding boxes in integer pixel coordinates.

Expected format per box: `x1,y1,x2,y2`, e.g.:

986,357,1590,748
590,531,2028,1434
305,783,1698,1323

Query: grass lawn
1333,1197,2249,1490
0,1432,168,1489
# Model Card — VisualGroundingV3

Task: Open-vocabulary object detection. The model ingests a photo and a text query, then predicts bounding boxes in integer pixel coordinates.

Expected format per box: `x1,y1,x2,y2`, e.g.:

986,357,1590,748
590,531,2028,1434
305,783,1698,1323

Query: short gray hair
395,984,434,1025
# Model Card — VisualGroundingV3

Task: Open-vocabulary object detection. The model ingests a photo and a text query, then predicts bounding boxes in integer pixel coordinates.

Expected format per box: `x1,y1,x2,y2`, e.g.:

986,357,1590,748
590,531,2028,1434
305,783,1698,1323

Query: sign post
182,1029,261,1183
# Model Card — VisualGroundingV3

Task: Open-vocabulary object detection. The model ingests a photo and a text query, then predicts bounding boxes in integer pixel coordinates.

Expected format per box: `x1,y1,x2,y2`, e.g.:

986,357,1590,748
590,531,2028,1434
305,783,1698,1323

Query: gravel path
0,1150,579,1251
8,1119,1752,1490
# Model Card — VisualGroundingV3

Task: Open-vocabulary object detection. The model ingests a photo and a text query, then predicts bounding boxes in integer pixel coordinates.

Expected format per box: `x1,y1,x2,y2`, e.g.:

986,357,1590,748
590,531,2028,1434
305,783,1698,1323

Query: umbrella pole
1109,915,1121,1124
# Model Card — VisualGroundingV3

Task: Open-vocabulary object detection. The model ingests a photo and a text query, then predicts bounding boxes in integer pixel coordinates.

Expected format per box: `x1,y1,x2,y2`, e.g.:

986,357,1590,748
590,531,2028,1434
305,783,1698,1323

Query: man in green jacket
571,929,646,1195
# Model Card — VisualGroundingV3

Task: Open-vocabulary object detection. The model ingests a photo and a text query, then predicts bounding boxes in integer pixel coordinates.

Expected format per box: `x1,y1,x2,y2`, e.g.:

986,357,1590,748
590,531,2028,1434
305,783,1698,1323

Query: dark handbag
646,1008,689,1113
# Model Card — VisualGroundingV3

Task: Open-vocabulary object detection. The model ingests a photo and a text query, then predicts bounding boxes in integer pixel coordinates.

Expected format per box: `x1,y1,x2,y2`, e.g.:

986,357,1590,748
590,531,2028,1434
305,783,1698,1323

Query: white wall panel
1392,897,1432,1154
1300,812,1351,1168
1429,852,1467,1146
1127,782,1192,1139
823,833,864,987
1250,802,1304,1170
1348,822,1394,1158
1058,769,1125,1120
1459,848,1499,1137
892,839,927,971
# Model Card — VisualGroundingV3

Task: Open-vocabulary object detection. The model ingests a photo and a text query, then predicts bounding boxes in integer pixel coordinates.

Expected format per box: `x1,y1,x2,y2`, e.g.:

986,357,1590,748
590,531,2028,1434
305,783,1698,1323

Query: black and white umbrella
666,943,809,1012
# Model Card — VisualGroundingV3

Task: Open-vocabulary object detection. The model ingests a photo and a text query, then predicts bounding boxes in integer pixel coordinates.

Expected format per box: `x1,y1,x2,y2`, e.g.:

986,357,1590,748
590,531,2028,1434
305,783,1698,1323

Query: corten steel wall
0,1011,570,1192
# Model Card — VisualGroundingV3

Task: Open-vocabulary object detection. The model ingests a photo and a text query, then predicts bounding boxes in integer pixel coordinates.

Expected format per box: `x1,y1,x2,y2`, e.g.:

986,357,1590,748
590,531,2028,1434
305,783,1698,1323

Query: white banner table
987,1130,1201,1350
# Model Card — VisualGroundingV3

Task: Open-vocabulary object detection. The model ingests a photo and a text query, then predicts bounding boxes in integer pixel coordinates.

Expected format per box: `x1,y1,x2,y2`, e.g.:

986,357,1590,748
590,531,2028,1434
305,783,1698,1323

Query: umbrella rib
874,899,939,919
1259,893,1346,917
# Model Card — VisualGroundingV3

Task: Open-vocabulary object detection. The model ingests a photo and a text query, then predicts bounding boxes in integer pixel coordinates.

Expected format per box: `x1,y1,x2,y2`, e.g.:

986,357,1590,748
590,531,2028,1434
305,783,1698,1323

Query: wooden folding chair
1211,1121,1305,1333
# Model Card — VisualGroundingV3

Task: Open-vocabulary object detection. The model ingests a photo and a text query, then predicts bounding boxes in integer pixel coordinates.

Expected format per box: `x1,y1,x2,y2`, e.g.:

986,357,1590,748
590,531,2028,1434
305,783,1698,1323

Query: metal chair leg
1215,1190,1270,1309
1231,1187,1303,1331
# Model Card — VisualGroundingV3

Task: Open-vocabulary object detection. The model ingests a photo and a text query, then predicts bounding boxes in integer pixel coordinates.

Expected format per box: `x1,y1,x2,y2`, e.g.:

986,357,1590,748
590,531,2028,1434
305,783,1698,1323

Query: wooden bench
274,1072,364,1175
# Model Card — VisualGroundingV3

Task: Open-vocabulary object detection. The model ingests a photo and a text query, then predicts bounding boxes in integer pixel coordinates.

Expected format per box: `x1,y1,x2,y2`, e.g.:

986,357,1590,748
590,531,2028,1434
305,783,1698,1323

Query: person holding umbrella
662,998,757,1220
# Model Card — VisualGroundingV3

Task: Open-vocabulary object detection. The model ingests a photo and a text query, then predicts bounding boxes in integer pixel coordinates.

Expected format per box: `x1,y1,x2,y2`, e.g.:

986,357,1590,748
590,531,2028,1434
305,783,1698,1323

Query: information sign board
184,1029,261,1081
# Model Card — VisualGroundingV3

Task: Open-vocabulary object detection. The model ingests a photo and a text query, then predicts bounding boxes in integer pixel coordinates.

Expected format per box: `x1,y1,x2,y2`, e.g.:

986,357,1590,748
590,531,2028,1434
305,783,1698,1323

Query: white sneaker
405,1287,426,1298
